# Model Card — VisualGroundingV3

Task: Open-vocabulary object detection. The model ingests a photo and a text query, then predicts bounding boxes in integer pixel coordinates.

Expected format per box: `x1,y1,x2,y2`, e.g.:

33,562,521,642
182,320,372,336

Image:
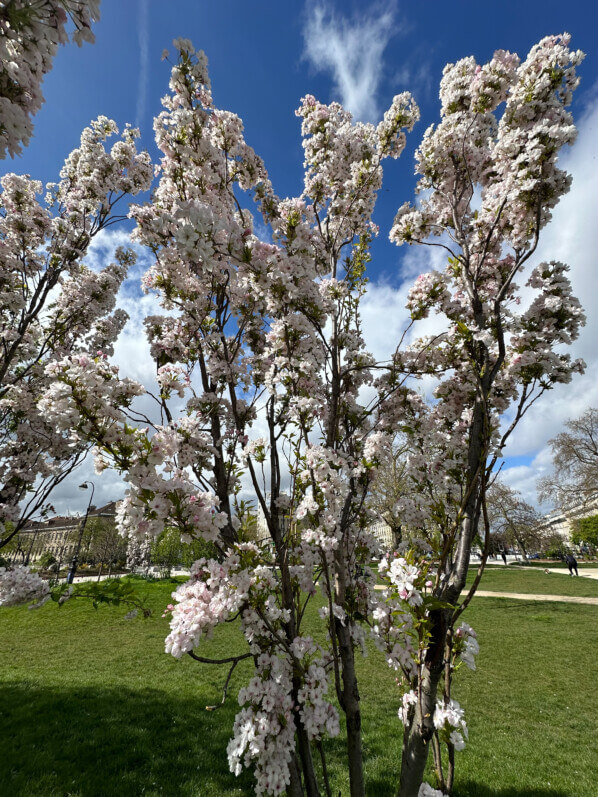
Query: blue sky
5,0,598,512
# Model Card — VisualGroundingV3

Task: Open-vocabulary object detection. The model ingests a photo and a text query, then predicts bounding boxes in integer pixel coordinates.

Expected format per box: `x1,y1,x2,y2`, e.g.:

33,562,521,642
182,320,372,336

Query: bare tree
538,408,598,509
487,480,543,561
86,518,127,580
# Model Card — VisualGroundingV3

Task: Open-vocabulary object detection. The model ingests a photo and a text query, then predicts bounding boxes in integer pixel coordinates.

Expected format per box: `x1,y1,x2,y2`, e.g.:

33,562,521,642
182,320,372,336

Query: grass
465,565,598,598
1,578,597,796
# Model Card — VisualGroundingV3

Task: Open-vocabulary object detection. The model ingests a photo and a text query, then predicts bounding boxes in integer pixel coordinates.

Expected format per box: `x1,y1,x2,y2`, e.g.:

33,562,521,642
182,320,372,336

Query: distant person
564,553,579,576
501,550,508,565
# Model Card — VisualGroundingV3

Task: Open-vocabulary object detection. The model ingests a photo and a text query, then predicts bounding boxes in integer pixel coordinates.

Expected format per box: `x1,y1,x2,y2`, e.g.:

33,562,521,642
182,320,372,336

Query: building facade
11,503,117,565
537,496,598,542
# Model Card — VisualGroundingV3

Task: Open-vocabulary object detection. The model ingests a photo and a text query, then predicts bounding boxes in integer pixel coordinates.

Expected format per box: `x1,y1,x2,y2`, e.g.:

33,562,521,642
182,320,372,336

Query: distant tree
234,499,261,545
150,526,218,576
366,433,410,547
542,533,570,560
151,527,182,576
85,518,126,579
0,523,23,562
571,514,598,553
37,550,57,571
487,480,543,561
485,529,508,557
538,408,598,509
179,535,216,568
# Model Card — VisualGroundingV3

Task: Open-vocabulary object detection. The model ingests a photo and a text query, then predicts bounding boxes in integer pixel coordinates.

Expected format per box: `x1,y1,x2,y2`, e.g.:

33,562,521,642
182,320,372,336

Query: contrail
135,0,150,131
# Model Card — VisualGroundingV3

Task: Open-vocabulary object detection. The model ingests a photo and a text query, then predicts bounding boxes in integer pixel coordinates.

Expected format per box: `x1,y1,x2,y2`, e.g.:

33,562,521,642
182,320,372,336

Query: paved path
373,584,598,605
466,590,598,605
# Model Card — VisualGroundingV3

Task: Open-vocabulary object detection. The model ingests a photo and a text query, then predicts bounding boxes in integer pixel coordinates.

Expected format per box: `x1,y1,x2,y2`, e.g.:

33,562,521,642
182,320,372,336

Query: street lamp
66,481,95,584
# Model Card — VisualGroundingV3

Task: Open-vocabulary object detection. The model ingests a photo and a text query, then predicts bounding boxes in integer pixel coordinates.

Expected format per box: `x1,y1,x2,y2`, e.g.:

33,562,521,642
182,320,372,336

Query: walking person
501,549,508,566
564,553,579,576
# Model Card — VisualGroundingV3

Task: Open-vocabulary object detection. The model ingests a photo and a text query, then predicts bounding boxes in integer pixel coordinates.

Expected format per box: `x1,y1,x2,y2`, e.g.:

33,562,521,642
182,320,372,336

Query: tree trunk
392,525,402,549
295,711,320,797
288,752,306,797
398,406,485,796
514,533,528,562
336,620,365,797
398,610,446,797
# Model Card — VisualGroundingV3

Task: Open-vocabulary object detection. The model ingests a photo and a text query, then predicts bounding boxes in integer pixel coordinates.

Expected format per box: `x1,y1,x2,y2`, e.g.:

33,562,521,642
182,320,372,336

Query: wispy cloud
303,1,398,121
135,0,150,131
393,59,434,103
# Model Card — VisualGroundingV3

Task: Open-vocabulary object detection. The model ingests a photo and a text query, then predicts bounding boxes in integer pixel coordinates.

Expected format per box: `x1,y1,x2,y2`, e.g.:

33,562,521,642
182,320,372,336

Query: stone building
367,518,395,551
255,502,291,547
537,496,598,542
13,502,117,565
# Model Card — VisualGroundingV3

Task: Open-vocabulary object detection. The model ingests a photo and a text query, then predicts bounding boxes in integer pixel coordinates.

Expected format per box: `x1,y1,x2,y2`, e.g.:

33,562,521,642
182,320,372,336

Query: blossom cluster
0,116,151,543
454,622,480,671
434,698,468,751
165,543,340,795
0,565,49,607
228,653,296,796
372,554,432,678
419,785,448,797
0,1,100,158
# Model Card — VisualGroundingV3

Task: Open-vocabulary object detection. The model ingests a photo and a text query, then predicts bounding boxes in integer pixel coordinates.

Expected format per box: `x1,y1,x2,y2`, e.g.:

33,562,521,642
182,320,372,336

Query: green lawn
1,579,597,796
466,565,598,598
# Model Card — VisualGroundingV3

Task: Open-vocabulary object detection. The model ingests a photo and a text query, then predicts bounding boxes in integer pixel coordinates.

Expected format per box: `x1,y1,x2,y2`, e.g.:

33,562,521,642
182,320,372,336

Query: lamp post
66,481,95,584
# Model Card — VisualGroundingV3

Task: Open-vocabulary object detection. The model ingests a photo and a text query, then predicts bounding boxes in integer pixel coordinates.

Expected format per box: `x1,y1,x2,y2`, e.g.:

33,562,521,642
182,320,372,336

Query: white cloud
303,1,398,121
44,456,128,517
84,227,159,390
360,280,410,363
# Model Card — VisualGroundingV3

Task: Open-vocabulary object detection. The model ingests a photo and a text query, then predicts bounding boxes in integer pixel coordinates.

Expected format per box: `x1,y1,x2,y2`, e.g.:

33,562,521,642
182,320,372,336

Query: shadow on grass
0,682,577,797
347,776,572,797
0,682,252,797
454,783,571,797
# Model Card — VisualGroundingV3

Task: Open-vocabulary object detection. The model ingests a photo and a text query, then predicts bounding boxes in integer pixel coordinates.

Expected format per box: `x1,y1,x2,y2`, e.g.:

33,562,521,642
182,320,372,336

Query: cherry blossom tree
33,33,585,797
1,0,100,159
40,38,420,797
381,32,585,794
0,117,152,551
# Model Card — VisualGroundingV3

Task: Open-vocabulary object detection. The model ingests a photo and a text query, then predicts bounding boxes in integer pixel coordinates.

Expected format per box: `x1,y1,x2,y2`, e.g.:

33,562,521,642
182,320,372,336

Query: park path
464,590,598,605
372,584,598,605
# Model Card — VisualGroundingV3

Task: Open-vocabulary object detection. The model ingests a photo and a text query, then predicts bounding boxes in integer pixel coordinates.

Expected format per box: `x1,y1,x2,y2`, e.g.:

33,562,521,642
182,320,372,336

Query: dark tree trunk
398,398,486,797
398,609,447,797
336,620,365,797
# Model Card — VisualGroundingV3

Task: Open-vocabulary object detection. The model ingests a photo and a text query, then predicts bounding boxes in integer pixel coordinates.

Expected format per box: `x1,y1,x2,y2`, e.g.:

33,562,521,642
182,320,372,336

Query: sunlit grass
1,578,597,796
466,565,598,598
